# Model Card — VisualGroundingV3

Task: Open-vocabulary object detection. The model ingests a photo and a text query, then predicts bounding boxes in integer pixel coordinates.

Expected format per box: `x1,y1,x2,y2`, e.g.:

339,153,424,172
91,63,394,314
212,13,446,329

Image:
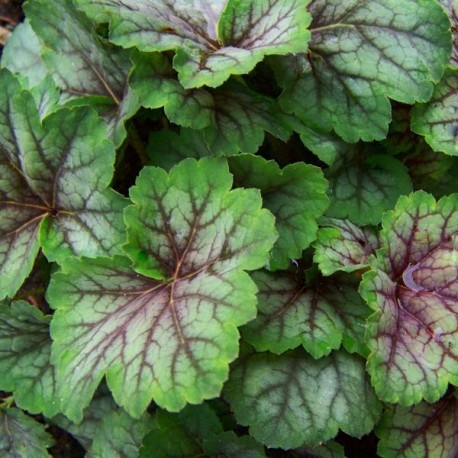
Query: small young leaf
273,0,451,142
242,270,370,358
376,390,458,458
360,191,458,405
314,218,381,276
411,67,458,156
0,408,54,458
326,154,413,225
224,349,382,449
75,0,312,88
90,409,154,458
229,154,328,269
0,301,61,417
48,158,277,421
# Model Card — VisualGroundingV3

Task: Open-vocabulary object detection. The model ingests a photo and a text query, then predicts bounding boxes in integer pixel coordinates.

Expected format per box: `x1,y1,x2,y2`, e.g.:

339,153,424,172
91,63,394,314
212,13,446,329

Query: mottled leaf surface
314,218,381,276
75,0,311,88
136,64,290,154
0,301,60,417
0,20,47,88
243,270,370,358
0,408,53,458
90,409,154,458
360,191,458,405
376,390,458,458
48,158,277,421
25,0,139,146
35,108,128,261
274,0,451,142
0,71,43,299
326,154,412,225
131,52,215,130
411,67,458,156
224,350,381,449
229,154,328,269
139,403,223,457
0,70,127,298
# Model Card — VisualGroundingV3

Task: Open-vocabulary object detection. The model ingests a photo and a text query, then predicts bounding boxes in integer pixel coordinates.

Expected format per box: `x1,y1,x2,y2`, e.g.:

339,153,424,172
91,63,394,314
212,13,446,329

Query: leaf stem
0,396,14,410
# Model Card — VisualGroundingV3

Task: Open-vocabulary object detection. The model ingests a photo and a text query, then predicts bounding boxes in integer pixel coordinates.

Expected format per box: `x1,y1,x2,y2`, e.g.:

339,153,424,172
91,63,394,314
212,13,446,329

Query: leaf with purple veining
360,191,458,405
48,158,277,421
75,0,311,88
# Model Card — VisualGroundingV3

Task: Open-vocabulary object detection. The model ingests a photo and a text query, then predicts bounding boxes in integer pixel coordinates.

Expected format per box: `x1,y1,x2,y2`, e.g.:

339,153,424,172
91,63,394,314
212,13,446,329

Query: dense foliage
0,0,457,456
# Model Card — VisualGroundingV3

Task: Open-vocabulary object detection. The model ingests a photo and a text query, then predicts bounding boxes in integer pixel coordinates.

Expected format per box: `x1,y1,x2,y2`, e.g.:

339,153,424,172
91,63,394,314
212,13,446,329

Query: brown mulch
0,0,23,47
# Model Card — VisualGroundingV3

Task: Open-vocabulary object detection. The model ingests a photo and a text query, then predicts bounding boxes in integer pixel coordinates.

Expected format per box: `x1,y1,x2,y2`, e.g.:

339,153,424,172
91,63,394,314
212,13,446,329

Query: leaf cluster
0,0,457,456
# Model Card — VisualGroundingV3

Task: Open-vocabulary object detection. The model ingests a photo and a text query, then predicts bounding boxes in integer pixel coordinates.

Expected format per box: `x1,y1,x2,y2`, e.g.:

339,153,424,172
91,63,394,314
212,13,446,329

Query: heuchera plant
0,0,457,456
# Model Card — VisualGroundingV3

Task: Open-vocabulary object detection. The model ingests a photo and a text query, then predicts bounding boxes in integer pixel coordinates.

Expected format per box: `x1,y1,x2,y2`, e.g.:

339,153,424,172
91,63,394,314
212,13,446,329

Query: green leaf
131,52,215,130
48,157,277,421
224,349,382,449
403,146,457,197
376,390,458,458
411,67,458,156
243,270,370,358
359,191,458,405
90,409,154,458
229,155,328,270
50,385,117,451
326,154,413,225
295,122,351,167
204,431,266,458
148,129,215,170
0,301,61,417
314,218,381,276
139,403,223,458
75,0,312,88
0,72,127,300
25,0,140,146
273,0,451,142
0,71,43,299
0,408,54,458
136,64,291,154
0,20,48,88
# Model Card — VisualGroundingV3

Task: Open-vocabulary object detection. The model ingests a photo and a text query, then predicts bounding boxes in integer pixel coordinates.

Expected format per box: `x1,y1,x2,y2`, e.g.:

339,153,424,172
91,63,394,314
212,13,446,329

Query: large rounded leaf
224,349,381,449
360,191,458,405
48,158,277,421
273,0,451,142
